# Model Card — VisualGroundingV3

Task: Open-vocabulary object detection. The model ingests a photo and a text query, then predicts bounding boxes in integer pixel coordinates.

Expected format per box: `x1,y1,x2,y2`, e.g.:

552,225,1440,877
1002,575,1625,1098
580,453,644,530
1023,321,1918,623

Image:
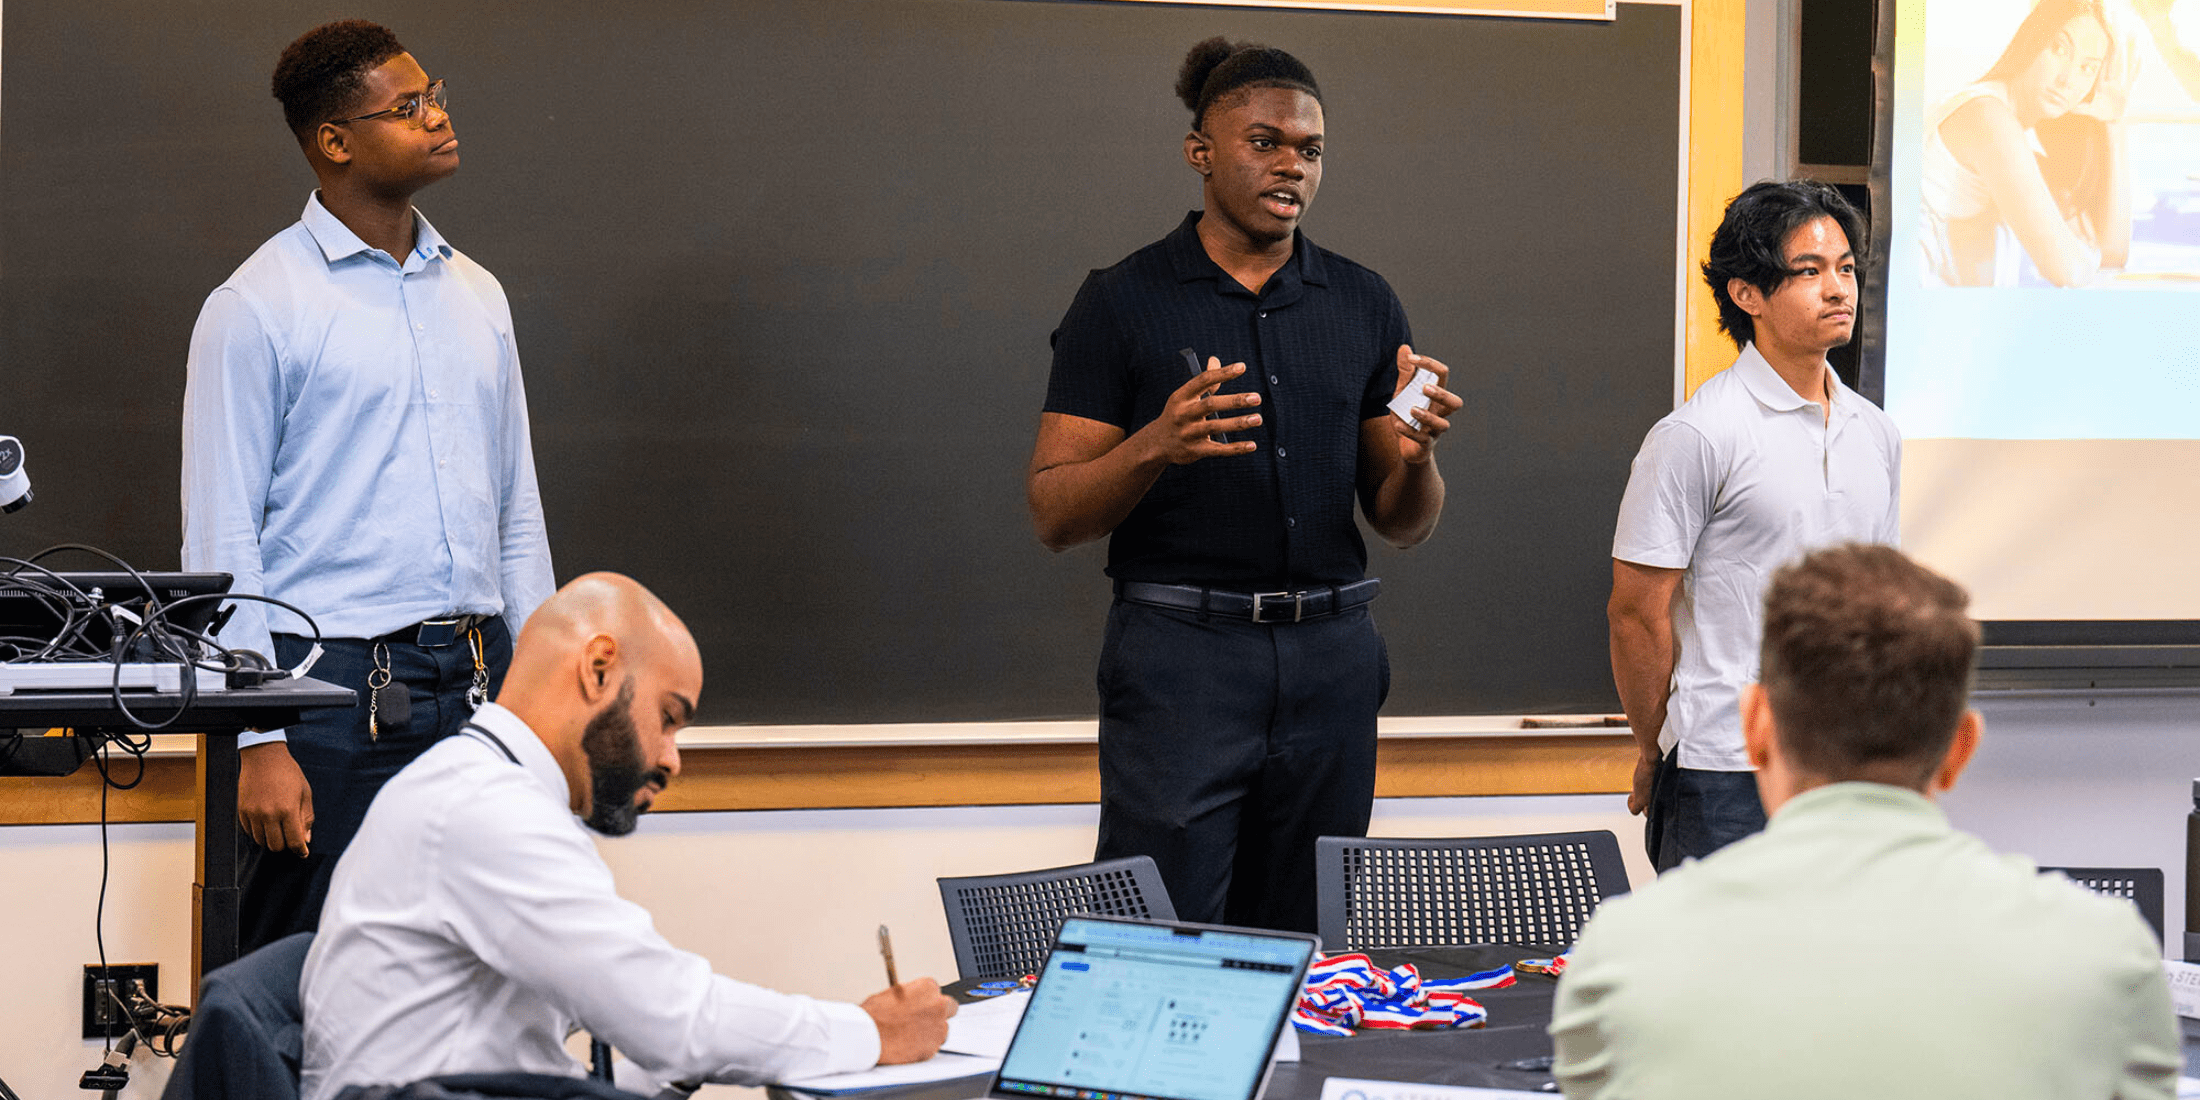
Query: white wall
0,791,1644,1099
3,691,2188,1098
1940,690,2200,944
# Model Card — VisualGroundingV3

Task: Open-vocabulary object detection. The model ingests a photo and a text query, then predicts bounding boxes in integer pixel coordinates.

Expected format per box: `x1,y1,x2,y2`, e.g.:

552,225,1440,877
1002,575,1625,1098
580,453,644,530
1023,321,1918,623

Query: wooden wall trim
0,735,1636,826
1684,0,1746,398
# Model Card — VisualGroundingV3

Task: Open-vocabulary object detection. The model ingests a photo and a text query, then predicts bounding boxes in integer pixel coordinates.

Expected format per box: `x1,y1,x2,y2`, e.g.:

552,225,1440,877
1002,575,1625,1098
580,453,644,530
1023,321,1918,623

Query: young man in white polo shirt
1608,180,1901,872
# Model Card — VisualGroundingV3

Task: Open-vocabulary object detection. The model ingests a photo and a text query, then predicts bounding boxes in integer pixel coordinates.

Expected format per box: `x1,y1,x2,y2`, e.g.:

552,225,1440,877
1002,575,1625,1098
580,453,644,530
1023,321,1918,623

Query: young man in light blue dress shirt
181,20,553,953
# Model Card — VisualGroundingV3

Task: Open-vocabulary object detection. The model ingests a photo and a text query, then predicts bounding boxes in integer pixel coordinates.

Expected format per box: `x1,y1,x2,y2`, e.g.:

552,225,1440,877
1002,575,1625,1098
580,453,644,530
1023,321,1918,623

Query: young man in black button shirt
1026,38,1463,932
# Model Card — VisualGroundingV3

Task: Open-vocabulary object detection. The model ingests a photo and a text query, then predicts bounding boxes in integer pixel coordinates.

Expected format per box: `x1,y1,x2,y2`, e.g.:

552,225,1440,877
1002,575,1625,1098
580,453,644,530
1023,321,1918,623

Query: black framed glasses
330,79,448,130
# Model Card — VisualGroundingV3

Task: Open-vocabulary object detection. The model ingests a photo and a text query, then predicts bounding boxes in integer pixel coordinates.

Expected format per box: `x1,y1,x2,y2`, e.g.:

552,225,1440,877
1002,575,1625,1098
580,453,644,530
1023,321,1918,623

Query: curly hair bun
1176,37,1238,114
1175,37,1321,129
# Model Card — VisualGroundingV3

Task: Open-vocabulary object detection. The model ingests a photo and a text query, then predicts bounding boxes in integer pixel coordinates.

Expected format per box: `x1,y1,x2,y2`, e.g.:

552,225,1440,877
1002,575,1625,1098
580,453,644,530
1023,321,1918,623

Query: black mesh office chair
2041,866,2166,947
162,932,314,1100
938,855,1177,980
1315,832,1631,952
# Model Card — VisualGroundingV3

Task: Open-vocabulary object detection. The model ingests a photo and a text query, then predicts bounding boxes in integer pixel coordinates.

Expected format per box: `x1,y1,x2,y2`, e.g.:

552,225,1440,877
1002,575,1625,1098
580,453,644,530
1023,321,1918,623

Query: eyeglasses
330,79,449,130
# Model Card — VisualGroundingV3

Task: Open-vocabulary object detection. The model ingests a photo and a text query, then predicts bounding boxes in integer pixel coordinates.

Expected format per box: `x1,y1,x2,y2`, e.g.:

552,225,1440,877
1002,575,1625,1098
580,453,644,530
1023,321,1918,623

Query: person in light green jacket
1553,543,2178,1100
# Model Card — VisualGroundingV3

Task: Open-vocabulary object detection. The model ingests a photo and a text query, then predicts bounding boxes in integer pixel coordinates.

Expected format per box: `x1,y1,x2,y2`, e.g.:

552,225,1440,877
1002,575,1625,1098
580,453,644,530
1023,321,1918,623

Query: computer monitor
0,570,235,659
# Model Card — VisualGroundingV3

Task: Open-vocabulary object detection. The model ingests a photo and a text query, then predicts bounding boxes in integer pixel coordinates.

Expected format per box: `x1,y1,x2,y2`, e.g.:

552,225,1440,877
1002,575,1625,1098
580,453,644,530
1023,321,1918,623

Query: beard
580,677,666,837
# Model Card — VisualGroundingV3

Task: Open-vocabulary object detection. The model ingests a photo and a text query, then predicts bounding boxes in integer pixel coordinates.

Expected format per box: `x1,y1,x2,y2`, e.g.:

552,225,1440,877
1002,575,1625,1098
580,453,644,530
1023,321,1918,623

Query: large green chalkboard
2,0,1679,722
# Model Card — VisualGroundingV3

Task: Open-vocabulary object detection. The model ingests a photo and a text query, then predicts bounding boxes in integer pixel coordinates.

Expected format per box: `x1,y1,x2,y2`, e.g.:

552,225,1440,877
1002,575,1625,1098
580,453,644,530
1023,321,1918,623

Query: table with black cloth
771,945,1564,1100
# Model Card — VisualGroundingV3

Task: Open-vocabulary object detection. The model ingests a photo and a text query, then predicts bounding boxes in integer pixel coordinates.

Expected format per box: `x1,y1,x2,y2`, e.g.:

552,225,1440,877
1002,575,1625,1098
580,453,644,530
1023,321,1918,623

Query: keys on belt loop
368,643,413,739
1252,591,1304,623
466,627,489,709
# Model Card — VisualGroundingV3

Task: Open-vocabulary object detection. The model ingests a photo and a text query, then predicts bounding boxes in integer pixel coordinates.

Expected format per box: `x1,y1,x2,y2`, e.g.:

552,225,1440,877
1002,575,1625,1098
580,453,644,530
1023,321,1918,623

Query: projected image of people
1921,0,2200,287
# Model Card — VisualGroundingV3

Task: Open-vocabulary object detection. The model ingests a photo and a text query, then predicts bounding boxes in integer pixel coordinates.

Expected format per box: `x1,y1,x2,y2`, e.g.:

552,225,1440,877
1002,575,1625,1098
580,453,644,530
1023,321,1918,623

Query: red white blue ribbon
1291,953,1506,1036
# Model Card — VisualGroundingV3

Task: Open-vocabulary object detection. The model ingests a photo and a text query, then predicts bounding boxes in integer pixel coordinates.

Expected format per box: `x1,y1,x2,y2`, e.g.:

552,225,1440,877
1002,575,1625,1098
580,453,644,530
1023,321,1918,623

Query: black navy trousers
1094,599,1387,934
1642,747,1767,872
241,617,513,953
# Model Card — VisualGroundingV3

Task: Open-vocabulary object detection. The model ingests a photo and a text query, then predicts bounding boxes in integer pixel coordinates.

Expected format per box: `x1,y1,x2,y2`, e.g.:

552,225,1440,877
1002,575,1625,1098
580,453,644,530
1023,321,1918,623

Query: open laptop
989,916,1318,1100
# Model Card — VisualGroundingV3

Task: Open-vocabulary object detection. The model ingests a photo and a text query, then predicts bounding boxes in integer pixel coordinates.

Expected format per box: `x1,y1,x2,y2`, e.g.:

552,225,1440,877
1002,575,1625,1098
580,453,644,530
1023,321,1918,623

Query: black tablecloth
792,945,1565,1100
1279,946,1561,1097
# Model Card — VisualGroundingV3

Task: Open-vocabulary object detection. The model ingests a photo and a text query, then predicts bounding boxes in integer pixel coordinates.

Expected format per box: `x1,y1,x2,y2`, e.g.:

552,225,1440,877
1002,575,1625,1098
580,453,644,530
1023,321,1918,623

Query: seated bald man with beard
299,573,954,1100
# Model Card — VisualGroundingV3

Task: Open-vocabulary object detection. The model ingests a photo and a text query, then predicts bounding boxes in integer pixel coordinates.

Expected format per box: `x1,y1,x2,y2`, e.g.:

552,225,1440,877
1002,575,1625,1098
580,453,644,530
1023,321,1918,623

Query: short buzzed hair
271,20,407,138
1758,545,1980,787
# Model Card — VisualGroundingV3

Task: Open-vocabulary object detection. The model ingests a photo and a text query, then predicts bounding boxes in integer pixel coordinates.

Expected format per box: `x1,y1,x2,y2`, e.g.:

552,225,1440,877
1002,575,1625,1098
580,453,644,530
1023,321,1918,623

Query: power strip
0,661,226,696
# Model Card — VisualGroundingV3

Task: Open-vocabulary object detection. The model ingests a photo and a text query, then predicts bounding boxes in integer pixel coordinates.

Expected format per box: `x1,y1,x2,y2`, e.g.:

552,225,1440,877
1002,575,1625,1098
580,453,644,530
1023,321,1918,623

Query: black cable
96,744,114,1054
0,560,100,660
107,592,323,730
97,1030,137,1100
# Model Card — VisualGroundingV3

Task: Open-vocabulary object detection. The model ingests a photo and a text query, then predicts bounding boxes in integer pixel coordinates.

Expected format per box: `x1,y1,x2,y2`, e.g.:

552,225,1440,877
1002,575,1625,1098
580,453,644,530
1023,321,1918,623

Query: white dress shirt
1551,782,2178,1099
1611,344,1901,769
299,703,880,1100
182,193,555,747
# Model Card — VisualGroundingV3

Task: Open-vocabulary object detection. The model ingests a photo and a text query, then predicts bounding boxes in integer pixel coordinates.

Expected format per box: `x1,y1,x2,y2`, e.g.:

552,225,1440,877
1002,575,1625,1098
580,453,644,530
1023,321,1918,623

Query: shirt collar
1162,210,1328,300
1769,780,1947,832
465,701,571,811
300,190,454,267
1734,343,1814,412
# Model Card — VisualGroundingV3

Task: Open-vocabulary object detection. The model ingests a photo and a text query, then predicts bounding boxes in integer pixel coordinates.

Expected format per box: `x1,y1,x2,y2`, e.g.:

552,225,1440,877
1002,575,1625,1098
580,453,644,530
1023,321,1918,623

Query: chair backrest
1315,832,1630,952
161,931,315,1100
2041,866,2165,948
938,855,1177,980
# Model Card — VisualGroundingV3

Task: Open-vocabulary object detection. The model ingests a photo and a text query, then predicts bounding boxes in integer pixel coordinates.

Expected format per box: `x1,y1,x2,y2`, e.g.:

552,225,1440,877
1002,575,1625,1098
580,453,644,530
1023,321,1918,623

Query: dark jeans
240,617,513,954
1094,599,1388,934
1643,748,1767,873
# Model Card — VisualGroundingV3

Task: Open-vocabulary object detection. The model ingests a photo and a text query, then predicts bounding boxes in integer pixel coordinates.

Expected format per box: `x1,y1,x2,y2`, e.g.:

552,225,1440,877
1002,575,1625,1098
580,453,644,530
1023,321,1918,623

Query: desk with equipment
0,566,354,989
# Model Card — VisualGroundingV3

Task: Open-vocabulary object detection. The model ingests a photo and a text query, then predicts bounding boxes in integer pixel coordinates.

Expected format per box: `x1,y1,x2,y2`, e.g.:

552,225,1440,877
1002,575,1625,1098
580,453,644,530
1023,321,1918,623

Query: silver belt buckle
1252,591,1304,623
416,616,466,648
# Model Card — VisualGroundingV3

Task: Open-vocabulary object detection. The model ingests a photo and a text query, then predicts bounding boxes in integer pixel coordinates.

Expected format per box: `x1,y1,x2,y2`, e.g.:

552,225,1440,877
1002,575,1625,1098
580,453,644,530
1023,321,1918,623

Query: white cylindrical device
0,436,29,513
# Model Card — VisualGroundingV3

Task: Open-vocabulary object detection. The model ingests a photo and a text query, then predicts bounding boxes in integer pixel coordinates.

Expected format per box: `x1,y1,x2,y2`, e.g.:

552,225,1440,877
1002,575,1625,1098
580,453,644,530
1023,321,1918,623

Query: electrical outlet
81,963,157,1039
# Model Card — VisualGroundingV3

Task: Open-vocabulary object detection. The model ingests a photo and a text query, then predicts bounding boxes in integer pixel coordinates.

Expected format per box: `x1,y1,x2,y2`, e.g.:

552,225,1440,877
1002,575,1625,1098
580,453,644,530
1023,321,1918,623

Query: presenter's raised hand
239,741,315,855
1388,344,1461,465
1138,358,1262,465
863,978,958,1065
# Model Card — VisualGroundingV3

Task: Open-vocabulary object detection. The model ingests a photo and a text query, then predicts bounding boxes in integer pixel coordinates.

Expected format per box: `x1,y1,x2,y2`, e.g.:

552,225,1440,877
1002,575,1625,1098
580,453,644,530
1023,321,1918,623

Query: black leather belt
375,614,491,648
1115,579,1381,623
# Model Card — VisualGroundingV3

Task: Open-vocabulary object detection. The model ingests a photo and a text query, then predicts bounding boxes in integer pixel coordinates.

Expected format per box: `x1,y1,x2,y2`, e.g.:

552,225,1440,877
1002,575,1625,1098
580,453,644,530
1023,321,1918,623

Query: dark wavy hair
272,20,407,138
1175,37,1321,130
1702,179,1866,350
1759,545,1980,788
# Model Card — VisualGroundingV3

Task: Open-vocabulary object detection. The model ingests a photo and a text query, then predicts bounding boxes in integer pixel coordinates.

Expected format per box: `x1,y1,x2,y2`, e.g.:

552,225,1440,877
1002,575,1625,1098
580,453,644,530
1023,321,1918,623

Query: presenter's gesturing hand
1356,344,1460,549
1027,359,1264,551
1142,358,1263,465
862,978,958,1065
1387,344,1462,465
239,741,315,855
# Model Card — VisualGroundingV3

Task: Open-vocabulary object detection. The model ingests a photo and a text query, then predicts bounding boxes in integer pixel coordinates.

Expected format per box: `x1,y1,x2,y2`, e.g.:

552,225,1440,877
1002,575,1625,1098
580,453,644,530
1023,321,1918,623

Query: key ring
466,628,490,708
367,642,392,740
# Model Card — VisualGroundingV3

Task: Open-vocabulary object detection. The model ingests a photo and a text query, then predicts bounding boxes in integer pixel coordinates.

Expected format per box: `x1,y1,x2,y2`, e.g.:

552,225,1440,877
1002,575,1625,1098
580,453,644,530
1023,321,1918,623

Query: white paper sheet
941,990,1030,1058
778,1051,1001,1095
1319,1075,1551,1100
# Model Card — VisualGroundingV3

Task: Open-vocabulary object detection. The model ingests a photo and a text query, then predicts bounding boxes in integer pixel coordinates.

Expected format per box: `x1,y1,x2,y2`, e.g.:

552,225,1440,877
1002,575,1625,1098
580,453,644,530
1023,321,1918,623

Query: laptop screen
993,917,1316,1100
